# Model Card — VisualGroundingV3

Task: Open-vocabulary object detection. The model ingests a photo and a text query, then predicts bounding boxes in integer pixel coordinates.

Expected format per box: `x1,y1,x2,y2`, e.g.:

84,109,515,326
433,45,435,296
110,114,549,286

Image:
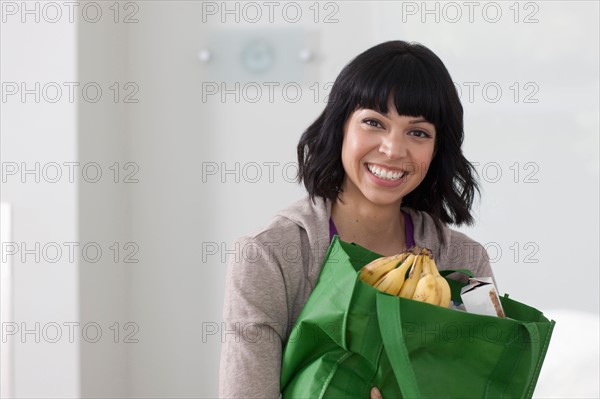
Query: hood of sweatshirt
273,195,491,286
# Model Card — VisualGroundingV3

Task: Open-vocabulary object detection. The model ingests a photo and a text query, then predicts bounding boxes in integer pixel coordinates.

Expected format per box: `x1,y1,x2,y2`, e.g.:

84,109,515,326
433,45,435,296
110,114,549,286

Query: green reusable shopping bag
280,236,555,399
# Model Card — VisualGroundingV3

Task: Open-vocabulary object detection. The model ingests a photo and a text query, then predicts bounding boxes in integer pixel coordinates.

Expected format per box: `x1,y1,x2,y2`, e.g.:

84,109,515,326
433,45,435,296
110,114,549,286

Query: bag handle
440,271,543,381
376,293,421,398
484,322,542,398
377,291,543,399
439,268,474,278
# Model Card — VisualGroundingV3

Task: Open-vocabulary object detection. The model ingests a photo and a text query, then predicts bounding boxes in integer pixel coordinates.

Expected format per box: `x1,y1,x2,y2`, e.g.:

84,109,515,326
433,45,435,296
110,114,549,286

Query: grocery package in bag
280,236,555,399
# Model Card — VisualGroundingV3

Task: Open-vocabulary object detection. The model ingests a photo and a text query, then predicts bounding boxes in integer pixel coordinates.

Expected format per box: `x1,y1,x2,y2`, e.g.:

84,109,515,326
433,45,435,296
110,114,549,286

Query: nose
379,132,408,160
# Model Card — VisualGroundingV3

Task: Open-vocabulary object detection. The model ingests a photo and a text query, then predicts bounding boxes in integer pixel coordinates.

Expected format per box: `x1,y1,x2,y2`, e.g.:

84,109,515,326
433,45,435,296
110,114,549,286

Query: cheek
421,149,435,165
342,131,369,165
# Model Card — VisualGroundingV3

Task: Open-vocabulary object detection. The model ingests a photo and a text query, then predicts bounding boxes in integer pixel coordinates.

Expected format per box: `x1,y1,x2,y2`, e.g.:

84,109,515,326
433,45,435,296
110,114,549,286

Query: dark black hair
297,40,480,232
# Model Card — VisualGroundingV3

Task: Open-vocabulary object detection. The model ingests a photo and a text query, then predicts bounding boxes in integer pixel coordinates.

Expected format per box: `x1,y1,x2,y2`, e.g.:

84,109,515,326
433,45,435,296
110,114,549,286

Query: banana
359,246,453,309
359,253,408,286
395,253,416,281
412,273,440,304
419,246,433,259
373,266,406,295
422,254,452,308
398,254,424,299
422,254,440,276
436,278,451,308
373,254,416,295
421,253,433,275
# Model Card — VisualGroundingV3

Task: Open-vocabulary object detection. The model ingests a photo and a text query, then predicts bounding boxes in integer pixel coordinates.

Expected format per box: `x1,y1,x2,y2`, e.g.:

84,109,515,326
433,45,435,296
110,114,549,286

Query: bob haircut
297,40,480,233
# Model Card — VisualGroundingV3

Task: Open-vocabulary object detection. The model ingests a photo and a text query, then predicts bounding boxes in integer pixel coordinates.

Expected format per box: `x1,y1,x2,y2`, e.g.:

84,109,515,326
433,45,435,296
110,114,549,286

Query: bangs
345,53,448,126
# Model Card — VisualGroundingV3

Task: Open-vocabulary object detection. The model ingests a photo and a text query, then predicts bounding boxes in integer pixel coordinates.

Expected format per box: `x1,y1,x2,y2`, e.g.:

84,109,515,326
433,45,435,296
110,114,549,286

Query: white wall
2,1,598,397
1,6,79,397
77,10,131,398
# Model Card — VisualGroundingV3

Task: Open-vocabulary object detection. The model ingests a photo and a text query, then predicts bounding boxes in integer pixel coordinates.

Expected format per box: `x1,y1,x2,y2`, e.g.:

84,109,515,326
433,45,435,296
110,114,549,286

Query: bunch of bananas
359,246,452,308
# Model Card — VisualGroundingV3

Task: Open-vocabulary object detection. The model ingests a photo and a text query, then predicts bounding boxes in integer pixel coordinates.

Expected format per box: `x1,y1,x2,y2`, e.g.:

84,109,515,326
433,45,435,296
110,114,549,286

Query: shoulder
225,195,333,338
240,195,330,245
232,195,332,282
403,207,493,282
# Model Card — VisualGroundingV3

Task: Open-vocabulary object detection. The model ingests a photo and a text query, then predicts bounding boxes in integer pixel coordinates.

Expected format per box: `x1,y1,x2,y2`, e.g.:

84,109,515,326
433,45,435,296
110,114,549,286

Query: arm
219,236,288,399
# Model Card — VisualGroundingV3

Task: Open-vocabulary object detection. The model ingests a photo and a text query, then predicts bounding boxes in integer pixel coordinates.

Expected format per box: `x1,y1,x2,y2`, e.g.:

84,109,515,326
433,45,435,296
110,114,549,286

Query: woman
219,40,495,398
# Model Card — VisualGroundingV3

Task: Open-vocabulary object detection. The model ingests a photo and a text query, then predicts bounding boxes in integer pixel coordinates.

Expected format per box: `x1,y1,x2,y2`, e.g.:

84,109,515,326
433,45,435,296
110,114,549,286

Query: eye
362,118,383,128
409,129,432,139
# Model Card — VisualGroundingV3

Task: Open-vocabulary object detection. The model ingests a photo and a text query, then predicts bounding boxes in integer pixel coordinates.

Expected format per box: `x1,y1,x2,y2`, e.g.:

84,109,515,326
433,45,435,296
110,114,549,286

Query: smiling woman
219,41,495,399
335,108,437,255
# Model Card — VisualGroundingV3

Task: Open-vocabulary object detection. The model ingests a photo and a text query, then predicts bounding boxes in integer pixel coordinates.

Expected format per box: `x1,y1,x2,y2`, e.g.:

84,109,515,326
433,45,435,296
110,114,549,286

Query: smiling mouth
366,163,407,181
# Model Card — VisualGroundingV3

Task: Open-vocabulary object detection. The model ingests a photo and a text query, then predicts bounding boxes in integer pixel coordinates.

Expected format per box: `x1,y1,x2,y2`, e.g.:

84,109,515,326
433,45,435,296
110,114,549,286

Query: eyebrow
363,109,431,124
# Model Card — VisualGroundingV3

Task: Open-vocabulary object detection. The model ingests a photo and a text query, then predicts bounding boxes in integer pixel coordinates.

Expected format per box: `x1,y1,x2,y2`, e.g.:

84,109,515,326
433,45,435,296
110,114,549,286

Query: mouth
366,163,407,181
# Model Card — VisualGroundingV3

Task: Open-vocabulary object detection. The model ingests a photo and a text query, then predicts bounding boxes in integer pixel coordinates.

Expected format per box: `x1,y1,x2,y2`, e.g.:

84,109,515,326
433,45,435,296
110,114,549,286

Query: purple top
329,210,415,248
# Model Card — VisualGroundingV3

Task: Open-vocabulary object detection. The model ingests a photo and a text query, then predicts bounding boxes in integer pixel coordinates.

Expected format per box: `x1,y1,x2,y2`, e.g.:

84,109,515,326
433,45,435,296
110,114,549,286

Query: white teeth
367,163,404,181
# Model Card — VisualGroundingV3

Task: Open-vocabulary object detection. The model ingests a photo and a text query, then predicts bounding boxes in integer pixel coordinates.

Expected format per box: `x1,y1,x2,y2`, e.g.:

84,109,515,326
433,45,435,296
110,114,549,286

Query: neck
331,191,406,255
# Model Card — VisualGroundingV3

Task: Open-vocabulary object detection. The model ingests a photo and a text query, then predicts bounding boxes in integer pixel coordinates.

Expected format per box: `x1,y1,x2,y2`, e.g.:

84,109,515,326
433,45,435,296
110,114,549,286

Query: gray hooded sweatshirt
219,195,494,398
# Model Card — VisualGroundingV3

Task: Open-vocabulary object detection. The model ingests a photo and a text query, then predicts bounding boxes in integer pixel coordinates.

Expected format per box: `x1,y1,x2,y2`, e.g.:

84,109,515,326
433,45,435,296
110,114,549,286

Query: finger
370,387,383,399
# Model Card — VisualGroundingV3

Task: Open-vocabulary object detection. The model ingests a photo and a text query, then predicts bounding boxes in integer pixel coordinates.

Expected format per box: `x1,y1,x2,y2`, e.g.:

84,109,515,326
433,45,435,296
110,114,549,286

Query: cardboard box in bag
460,277,505,318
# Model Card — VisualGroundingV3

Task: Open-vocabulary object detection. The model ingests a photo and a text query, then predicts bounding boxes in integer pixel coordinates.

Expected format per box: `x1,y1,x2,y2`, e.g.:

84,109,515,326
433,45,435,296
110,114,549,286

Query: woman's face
339,103,437,208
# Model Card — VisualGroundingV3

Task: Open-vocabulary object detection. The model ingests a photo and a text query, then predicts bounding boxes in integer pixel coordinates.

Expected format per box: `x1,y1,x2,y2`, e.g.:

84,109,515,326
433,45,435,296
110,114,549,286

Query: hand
370,387,383,399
